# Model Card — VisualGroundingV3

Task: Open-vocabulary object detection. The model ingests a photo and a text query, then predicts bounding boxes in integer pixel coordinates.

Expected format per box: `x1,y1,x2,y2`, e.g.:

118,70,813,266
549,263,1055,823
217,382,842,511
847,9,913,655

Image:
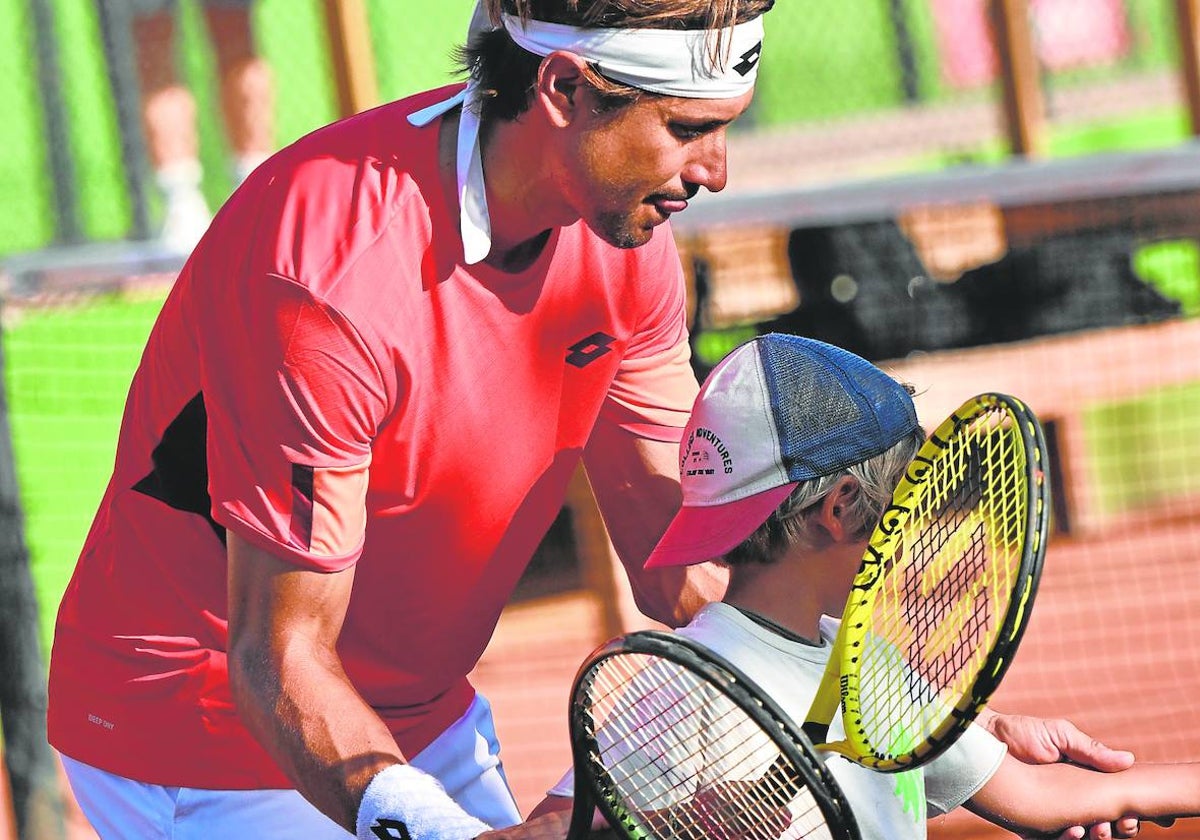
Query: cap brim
645,483,798,568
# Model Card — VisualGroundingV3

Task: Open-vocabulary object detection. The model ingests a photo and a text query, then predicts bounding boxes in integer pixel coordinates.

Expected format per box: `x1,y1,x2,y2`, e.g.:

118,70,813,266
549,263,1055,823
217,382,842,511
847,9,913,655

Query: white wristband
356,764,491,840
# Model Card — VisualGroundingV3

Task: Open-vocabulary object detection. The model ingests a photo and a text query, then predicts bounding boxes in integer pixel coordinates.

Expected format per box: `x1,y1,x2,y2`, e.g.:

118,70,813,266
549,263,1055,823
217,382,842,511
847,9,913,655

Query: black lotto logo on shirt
371,818,412,840
684,426,734,475
566,332,616,368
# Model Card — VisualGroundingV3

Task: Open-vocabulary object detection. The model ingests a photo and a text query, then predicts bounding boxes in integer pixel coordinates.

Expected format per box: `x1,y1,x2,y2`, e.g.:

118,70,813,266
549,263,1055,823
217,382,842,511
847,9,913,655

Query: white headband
407,5,765,264
502,14,764,99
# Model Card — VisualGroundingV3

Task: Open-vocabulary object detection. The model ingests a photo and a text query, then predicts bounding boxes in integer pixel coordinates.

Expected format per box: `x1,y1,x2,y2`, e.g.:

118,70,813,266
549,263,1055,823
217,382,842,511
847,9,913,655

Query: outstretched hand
983,712,1133,770
980,711,1172,840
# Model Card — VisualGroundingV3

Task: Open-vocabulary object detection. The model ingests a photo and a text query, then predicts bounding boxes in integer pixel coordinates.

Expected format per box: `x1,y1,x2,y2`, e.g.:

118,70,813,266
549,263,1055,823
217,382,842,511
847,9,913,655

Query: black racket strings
581,652,831,840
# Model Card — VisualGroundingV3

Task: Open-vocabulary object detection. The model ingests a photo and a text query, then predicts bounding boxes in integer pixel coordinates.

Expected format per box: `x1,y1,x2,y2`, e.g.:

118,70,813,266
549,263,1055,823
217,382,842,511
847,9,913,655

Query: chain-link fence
1,0,1193,258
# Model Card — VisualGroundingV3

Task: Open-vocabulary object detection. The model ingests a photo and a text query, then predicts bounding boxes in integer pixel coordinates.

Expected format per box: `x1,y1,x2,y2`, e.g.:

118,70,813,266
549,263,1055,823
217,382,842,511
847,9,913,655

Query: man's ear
817,477,862,543
535,51,589,127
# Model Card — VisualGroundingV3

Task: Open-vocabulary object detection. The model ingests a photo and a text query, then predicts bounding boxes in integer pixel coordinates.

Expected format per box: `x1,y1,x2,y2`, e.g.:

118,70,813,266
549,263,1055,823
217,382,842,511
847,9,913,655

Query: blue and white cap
645,334,919,568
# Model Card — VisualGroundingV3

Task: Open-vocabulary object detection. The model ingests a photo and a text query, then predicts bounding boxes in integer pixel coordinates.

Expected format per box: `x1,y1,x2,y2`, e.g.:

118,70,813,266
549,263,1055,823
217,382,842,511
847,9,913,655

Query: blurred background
1,0,1199,838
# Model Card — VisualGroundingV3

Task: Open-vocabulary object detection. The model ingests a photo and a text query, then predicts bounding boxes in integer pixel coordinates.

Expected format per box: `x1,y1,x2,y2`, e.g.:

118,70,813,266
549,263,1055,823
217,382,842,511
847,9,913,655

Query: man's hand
980,711,1133,771
979,711,1170,840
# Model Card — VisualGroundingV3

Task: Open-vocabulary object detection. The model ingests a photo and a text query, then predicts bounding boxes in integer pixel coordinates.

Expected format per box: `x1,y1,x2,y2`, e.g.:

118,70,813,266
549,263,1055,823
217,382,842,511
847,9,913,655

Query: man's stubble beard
593,208,651,250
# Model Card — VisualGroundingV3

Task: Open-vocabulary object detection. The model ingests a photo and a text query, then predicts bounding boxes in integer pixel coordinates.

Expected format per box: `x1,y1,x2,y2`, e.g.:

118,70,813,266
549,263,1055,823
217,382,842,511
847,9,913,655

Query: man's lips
650,197,689,215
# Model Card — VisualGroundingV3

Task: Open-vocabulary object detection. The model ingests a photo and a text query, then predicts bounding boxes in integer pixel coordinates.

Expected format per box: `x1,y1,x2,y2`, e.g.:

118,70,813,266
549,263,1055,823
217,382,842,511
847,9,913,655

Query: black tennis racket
803,392,1051,771
567,629,860,840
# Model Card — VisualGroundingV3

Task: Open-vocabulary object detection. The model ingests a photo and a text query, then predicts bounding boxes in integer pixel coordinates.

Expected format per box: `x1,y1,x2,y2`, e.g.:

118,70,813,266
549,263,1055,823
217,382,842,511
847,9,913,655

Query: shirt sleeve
923,722,1008,816
597,227,699,443
200,272,388,572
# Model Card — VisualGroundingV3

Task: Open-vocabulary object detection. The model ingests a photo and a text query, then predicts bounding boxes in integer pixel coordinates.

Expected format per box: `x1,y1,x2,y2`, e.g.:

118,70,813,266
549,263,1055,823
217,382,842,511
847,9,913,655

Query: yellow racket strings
852,403,1029,762
582,652,830,840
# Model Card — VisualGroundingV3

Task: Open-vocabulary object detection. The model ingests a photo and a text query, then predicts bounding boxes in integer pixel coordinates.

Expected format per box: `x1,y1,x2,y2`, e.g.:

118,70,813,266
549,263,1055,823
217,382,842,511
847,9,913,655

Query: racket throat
801,730,861,764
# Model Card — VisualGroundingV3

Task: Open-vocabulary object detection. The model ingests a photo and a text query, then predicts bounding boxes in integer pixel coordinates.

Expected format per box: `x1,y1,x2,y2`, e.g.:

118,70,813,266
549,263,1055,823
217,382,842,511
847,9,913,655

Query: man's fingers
1113,817,1141,838
1047,720,1135,772
1048,816,1148,840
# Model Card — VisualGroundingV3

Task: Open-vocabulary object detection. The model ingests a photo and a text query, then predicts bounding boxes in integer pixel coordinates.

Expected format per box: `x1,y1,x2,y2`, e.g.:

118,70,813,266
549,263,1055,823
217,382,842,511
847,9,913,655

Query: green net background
0,0,1191,255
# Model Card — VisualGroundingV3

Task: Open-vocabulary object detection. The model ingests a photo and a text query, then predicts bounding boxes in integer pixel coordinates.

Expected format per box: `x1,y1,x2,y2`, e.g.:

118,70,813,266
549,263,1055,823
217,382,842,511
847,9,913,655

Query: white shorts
62,693,522,839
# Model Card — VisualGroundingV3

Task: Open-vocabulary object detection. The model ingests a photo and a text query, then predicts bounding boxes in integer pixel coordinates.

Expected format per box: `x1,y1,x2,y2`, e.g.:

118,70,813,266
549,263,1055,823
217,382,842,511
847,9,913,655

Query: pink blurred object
932,0,1130,88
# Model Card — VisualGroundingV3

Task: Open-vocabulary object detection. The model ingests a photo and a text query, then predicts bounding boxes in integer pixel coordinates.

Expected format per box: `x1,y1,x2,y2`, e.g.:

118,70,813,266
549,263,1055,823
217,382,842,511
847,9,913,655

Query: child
541,333,1196,840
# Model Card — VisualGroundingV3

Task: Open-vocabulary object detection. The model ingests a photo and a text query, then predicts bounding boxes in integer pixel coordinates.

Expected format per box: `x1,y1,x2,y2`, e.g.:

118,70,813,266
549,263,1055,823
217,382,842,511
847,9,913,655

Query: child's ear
818,477,862,543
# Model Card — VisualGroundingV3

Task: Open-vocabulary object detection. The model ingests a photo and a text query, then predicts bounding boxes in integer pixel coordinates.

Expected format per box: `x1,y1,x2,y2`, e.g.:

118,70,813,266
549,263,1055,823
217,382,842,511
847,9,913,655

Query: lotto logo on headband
734,41,763,76
501,14,766,99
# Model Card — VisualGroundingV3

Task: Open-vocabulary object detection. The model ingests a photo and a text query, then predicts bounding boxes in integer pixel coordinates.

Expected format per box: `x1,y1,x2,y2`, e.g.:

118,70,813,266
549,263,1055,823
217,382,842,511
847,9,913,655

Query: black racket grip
801,721,830,747
567,754,600,840
566,799,595,840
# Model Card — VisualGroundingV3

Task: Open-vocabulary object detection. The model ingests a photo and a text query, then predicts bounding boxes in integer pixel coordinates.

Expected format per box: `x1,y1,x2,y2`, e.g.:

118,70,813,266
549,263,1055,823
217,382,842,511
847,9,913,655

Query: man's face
560,89,755,249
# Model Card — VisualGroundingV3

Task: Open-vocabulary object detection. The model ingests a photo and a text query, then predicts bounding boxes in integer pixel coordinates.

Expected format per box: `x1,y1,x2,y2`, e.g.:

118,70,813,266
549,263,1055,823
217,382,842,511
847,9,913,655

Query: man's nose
682,131,729,194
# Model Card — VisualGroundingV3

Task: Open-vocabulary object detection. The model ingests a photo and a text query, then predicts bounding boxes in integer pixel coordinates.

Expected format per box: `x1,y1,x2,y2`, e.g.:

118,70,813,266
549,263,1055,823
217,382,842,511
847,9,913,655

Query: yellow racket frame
804,393,1049,771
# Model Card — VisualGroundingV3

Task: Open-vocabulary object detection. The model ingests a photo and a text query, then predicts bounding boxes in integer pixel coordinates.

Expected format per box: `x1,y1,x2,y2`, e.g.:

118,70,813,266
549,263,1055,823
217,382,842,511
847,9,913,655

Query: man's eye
671,124,706,140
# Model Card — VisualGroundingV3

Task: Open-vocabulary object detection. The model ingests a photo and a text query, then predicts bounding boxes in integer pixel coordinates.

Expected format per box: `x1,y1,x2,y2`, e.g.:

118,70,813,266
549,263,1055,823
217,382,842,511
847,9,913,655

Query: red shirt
48,85,698,788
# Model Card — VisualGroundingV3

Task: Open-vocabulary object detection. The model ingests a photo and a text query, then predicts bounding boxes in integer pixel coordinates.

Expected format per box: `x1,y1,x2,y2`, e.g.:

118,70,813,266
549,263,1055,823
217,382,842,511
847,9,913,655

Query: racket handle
568,755,603,840
566,800,595,840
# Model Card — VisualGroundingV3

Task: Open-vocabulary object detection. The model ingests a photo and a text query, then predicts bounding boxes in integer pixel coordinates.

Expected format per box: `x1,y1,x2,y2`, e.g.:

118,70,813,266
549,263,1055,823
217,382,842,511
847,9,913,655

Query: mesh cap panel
760,335,917,481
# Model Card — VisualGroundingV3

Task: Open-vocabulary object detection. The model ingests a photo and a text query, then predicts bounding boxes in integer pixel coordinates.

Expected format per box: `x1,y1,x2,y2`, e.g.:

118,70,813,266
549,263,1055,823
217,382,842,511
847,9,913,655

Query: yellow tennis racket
802,392,1050,771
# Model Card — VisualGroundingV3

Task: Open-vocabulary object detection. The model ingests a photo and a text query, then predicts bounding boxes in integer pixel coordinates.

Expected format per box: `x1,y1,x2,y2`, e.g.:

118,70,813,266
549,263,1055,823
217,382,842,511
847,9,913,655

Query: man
534,333,1185,840
48,2,1137,839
